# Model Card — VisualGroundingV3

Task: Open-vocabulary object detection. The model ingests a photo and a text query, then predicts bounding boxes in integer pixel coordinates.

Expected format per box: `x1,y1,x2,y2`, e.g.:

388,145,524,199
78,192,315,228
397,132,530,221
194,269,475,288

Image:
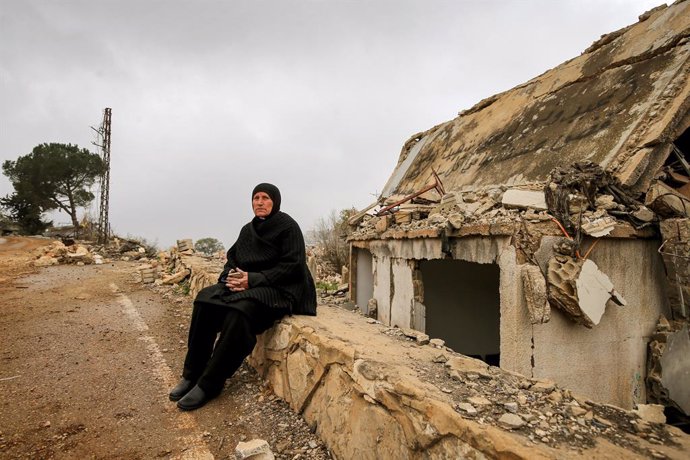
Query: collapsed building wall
348,1,690,420
352,235,669,409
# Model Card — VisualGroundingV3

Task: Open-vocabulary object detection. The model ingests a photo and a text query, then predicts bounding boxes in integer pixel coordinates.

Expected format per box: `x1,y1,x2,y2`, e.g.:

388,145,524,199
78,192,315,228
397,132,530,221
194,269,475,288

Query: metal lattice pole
97,108,112,244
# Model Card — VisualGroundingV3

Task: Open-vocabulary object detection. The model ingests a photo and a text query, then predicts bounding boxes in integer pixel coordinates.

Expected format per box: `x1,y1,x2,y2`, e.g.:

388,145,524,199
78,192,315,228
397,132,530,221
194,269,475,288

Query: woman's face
252,192,274,218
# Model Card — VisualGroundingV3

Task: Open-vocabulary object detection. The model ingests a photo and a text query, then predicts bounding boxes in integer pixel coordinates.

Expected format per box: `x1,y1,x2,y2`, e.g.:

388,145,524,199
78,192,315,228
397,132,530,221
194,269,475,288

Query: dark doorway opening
663,126,690,193
420,259,500,366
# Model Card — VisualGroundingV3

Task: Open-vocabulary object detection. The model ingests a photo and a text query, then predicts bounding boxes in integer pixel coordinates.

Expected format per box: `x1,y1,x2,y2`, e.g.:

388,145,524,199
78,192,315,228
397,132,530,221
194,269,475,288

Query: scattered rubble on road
31,236,155,268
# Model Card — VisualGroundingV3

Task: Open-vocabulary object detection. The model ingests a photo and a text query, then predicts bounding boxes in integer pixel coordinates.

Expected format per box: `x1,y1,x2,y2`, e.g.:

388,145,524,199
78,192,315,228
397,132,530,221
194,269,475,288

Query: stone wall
248,306,689,459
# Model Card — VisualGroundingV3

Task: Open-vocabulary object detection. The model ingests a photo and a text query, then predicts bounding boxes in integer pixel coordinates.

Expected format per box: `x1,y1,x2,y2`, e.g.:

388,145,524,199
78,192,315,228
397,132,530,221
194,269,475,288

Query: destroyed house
348,0,690,422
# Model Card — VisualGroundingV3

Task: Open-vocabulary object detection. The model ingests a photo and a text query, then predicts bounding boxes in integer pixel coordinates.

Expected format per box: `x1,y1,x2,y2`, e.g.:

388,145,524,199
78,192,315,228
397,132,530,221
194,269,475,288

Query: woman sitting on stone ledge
170,183,317,411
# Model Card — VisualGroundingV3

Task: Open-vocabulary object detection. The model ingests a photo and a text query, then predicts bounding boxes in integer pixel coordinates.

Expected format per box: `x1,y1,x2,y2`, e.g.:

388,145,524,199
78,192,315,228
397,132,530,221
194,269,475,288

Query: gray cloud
0,0,663,247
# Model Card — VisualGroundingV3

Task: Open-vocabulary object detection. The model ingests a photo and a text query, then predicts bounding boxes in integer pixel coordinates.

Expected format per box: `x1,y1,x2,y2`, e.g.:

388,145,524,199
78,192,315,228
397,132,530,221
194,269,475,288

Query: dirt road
0,237,328,459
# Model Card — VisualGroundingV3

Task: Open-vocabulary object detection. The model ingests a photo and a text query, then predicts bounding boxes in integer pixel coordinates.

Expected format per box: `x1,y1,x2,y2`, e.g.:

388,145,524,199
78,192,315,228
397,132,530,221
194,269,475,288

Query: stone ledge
249,307,690,459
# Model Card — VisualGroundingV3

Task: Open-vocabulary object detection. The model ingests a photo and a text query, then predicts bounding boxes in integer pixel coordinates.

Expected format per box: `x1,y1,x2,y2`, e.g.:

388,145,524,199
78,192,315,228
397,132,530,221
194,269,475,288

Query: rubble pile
351,161,662,244
380,324,682,456
659,218,690,320
350,160,688,331
251,307,690,459
31,236,157,269
647,316,690,426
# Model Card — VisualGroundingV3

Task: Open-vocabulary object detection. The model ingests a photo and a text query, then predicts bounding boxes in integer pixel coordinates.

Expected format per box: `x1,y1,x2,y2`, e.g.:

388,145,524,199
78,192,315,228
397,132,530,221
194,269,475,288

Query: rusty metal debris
544,161,638,234
376,170,445,216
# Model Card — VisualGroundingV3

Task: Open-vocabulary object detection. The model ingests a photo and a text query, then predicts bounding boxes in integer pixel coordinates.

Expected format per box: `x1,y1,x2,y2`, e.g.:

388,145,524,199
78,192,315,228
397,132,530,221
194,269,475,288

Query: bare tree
310,208,357,275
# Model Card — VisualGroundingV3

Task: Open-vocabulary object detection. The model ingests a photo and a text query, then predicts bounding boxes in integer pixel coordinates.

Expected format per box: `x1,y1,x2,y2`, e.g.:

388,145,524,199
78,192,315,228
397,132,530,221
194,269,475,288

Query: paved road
0,254,327,459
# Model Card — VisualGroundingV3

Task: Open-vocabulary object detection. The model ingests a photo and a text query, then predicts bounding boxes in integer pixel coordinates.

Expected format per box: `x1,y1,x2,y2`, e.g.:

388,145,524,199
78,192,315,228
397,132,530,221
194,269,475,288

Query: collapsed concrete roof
381,1,690,201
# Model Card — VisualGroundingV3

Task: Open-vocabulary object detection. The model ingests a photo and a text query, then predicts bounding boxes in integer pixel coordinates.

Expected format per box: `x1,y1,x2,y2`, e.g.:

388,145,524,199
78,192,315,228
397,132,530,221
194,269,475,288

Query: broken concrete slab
521,264,550,324
547,256,626,328
176,239,194,252
633,404,667,424
581,216,617,237
660,325,690,415
161,268,190,285
501,189,548,211
646,181,690,218
445,355,491,379
400,328,430,345
576,259,626,323
498,413,526,430
647,317,690,417
235,439,275,460
632,206,655,223
447,213,465,230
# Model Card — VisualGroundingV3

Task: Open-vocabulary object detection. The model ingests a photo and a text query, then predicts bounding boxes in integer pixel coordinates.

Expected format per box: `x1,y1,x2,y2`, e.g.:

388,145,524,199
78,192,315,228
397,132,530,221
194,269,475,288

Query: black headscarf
252,183,281,217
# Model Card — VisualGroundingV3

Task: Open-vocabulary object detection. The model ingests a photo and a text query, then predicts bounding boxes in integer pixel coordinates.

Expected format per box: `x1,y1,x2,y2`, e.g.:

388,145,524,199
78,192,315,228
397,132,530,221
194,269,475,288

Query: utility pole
96,108,112,244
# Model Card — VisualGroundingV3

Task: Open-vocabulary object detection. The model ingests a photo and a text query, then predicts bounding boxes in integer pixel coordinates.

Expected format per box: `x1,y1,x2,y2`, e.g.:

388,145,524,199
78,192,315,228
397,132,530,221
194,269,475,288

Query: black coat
215,211,317,315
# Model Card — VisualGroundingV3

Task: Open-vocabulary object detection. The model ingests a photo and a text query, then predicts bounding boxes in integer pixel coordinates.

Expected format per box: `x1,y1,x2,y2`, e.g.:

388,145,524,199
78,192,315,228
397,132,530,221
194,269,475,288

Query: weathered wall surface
530,238,670,408
391,259,414,328
372,254,392,325
362,236,669,409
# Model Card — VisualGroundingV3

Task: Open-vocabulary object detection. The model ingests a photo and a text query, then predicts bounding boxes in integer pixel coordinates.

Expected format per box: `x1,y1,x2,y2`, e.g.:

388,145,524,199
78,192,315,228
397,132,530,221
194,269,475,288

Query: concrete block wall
362,236,670,409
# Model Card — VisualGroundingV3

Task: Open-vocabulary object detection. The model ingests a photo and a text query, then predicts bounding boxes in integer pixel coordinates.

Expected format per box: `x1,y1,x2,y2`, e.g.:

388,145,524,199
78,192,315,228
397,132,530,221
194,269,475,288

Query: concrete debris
530,380,556,393
498,413,526,430
394,212,412,225
427,213,447,226
647,317,690,417
660,325,690,415
176,239,194,253
235,438,275,460
374,216,389,233
632,205,656,223
468,395,492,406
350,161,650,245
521,264,550,324
429,338,445,348
447,212,465,229
455,402,477,415
445,355,491,379
659,218,690,319
633,404,667,424
366,298,378,318
31,239,143,267
646,181,689,218
161,268,191,285
547,256,625,328
594,194,617,210
400,328,430,345
580,216,616,237
545,161,637,234
504,402,519,413
501,189,548,210
139,267,157,284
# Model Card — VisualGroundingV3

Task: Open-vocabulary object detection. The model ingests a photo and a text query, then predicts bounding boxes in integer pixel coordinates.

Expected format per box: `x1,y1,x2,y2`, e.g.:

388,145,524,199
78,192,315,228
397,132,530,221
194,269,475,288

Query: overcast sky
0,0,663,249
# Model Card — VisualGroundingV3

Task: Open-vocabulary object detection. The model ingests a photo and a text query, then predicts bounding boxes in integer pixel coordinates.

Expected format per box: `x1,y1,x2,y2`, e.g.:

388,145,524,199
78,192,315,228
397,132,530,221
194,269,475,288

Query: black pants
182,297,281,395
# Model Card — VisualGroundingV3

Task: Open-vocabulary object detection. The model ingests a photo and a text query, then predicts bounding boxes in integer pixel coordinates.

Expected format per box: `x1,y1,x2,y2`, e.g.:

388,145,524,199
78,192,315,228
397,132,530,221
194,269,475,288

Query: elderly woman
170,183,317,411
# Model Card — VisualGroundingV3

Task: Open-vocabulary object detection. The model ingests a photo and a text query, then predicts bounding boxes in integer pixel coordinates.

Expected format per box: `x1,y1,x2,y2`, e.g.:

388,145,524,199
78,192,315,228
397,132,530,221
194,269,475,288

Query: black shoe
169,378,195,402
177,384,216,411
